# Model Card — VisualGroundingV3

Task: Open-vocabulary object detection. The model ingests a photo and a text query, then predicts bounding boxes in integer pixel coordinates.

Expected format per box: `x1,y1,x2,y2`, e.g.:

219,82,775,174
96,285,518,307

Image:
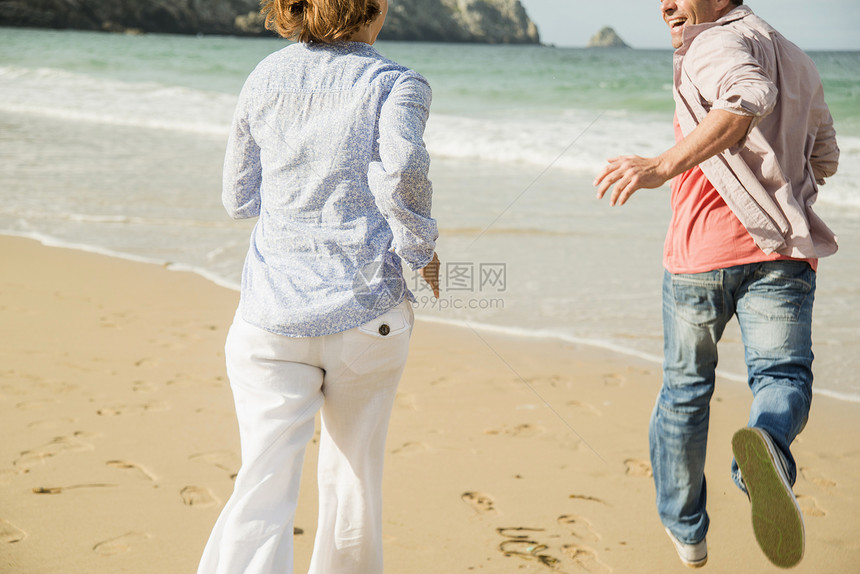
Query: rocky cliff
0,0,539,43
0,0,261,35
587,27,629,48
382,0,539,44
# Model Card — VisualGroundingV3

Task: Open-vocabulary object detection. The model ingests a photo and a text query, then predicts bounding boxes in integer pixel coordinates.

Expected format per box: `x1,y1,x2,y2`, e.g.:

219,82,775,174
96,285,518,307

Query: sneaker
732,427,805,569
665,528,708,568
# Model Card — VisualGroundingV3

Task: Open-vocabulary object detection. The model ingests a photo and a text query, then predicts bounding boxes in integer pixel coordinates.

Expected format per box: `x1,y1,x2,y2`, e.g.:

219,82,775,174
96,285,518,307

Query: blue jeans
650,261,815,544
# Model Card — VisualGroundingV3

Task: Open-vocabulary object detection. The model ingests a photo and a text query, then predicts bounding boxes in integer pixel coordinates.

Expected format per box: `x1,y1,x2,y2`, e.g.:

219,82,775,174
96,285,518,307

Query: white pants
197,301,414,574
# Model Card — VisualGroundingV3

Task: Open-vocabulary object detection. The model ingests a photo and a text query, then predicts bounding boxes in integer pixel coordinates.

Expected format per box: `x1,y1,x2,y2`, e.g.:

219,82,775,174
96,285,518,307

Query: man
594,0,839,569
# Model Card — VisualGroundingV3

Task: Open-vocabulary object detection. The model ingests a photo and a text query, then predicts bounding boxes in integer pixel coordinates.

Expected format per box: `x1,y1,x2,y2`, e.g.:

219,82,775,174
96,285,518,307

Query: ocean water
1,27,859,402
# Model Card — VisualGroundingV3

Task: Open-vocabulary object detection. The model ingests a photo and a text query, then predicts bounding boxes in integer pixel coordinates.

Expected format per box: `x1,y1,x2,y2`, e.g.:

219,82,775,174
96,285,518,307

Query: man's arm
594,109,753,206
810,109,839,184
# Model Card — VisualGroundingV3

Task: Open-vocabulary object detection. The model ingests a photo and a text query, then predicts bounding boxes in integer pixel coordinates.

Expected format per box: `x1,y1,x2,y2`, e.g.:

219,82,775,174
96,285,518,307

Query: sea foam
1,64,857,207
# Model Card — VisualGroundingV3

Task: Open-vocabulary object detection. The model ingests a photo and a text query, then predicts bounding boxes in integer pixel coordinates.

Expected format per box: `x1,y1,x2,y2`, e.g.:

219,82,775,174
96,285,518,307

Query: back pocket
357,302,414,338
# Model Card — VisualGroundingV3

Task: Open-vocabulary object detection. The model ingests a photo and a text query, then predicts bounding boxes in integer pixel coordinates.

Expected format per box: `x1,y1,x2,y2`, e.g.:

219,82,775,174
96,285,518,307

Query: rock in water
0,0,540,43
587,26,630,48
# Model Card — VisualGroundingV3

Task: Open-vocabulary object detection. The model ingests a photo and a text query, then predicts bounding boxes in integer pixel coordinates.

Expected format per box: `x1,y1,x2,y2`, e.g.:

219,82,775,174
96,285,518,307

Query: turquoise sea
1,27,859,402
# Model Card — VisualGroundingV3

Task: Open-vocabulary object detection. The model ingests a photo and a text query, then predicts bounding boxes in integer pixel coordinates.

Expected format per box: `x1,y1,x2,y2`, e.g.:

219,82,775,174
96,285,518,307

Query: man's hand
594,155,670,206
594,110,753,207
419,252,441,299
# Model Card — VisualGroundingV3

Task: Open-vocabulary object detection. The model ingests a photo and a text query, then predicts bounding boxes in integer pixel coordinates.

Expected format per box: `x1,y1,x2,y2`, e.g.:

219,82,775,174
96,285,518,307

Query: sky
518,0,860,51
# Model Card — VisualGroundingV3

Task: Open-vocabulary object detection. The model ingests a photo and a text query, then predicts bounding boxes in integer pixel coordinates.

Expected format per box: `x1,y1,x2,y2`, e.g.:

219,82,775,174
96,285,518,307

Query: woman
196,1,439,572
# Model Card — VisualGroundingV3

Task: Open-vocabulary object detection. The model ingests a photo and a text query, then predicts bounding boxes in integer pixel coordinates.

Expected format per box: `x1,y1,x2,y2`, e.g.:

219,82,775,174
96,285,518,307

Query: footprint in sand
0,469,26,486
498,538,546,554
483,423,546,439
568,494,608,505
107,460,157,483
428,376,452,387
499,538,561,569
32,483,115,495
566,400,602,416
0,520,26,544
181,486,219,508
496,524,612,572
462,491,496,514
14,432,96,469
800,467,837,489
498,527,546,540
132,381,158,393
390,441,430,455
93,532,152,556
27,417,77,430
602,373,626,387
562,543,613,573
557,514,601,543
190,451,240,479
152,335,191,351
167,372,225,389
394,393,419,410
15,399,57,411
624,458,653,478
796,494,826,518
32,483,116,495
525,375,569,389
99,310,137,329
96,400,169,416
626,366,655,376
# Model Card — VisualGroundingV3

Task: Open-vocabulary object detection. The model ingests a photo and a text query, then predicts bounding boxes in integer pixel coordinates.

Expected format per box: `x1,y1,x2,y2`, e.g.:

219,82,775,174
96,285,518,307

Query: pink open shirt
673,6,839,259
664,117,817,275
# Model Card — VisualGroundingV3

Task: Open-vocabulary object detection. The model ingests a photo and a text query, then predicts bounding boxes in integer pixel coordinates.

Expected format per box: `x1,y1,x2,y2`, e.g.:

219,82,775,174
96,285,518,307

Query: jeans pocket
670,273,723,328
744,262,815,322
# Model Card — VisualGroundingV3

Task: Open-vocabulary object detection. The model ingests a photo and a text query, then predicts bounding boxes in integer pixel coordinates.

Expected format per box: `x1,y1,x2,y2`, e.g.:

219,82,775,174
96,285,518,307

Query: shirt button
378,324,390,336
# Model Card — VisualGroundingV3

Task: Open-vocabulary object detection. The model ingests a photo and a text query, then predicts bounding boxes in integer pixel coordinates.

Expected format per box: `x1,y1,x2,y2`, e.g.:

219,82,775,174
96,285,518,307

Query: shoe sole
665,529,708,569
732,427,804,569
679,555,708,569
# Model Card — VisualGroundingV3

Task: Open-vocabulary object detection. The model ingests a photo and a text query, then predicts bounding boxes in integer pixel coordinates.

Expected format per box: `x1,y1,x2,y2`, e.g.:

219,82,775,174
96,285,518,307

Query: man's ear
715,0,735,18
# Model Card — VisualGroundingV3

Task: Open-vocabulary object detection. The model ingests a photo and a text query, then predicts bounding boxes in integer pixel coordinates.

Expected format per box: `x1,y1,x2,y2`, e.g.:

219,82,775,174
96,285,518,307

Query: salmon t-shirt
663,116,817,274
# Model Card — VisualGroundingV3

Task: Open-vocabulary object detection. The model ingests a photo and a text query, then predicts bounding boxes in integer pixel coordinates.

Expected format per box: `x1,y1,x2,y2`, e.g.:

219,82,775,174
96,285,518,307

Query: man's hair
261,0,382,43
732,0,744,5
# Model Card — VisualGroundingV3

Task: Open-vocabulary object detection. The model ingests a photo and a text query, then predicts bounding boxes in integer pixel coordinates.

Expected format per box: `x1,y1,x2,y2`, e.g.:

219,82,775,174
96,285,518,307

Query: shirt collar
305,40,379,55
677,5,753,54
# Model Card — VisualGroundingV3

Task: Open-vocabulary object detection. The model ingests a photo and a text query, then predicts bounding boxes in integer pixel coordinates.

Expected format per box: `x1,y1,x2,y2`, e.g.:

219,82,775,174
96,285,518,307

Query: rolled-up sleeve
687,31,778,149
222,81,262,220
811,101,840,183
368,71,438,270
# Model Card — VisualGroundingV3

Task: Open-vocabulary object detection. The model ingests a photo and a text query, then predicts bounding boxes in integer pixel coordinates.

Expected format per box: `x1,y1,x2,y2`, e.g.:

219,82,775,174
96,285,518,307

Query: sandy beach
1,234,858,573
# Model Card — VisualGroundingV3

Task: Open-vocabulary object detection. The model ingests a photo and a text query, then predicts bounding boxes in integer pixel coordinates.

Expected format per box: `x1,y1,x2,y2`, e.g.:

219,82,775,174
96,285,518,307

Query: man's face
660,0,731,49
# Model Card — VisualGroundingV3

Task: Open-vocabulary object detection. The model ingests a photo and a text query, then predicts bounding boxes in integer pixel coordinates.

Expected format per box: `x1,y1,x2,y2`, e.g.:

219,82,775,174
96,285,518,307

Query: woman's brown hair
261,0,382,43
